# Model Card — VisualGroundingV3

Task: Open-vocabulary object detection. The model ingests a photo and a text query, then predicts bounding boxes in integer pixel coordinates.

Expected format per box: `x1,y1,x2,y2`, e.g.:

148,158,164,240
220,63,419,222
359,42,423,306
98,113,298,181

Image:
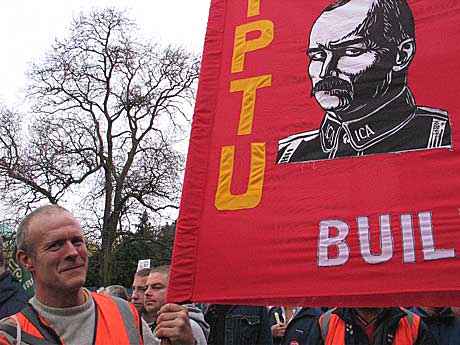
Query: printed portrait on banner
277,0,452,164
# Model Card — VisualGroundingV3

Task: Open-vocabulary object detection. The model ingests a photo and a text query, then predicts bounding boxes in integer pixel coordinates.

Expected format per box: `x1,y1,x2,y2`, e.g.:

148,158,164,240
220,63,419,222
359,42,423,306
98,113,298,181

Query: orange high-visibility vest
319,309,420,345
0,292,144,345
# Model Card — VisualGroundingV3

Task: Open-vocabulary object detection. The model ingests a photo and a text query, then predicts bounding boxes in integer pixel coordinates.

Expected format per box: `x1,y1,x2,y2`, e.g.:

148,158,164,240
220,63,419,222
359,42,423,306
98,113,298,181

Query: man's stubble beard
145,305,161,317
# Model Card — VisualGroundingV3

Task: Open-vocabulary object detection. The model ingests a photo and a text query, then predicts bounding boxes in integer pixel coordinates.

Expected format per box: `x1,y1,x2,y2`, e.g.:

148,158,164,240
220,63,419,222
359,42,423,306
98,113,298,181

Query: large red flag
168,0,460,306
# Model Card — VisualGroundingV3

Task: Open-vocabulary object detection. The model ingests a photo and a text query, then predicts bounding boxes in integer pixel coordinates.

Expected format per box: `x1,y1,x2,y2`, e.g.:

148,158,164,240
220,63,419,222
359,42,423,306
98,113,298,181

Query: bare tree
0,8,199,283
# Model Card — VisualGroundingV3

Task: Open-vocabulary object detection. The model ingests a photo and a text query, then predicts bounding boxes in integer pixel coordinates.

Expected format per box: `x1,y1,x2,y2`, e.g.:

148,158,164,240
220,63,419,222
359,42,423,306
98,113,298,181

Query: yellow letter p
231,20,274,74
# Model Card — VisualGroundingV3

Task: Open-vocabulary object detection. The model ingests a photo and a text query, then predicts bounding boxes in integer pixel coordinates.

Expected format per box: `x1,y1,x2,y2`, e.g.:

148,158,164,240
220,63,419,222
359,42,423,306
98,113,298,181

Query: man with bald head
278,0,451,163
0,205,196,345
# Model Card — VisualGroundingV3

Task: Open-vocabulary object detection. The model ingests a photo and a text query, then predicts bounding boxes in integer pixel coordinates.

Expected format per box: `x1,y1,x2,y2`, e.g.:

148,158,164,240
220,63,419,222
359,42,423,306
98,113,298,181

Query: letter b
318,220,350,267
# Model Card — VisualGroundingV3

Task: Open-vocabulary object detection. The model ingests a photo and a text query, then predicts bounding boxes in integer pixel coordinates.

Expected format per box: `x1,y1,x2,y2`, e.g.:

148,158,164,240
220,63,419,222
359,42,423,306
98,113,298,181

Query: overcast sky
0,1,212,223
0,0,211,107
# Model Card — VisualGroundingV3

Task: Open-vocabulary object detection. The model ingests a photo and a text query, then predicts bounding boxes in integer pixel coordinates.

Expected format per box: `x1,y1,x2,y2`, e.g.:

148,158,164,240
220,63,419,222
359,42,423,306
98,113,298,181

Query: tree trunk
100,223,114,285
100,211,122,285
100,167,115,285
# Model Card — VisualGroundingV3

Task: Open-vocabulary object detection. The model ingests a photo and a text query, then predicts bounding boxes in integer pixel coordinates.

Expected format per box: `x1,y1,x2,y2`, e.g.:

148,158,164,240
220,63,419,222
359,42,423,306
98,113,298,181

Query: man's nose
145,287,152,296
320,53,338,78
64,241,79,259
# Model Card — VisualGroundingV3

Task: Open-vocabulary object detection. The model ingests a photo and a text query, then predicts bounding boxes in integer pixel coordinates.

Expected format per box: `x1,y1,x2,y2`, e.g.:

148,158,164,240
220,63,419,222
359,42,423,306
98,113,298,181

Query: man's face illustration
308,0,395,118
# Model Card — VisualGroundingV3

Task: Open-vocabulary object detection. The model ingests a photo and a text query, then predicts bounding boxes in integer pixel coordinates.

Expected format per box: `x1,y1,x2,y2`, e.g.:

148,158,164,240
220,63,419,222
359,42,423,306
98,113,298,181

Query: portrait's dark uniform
278,88,451,164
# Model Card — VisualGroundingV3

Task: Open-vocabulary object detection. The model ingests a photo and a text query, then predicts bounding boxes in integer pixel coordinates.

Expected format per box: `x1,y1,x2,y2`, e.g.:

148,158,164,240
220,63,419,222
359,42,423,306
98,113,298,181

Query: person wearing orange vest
316,308,437,345
0,205,196,345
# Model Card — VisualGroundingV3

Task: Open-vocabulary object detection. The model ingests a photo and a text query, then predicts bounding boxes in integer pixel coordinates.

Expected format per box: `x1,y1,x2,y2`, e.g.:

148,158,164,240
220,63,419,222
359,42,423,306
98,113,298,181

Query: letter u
357,215,393,264
215,143,265,210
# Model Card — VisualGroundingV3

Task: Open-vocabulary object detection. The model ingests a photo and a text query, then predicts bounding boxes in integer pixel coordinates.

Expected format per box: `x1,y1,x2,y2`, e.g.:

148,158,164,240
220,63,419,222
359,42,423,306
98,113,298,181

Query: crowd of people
1,205,460,345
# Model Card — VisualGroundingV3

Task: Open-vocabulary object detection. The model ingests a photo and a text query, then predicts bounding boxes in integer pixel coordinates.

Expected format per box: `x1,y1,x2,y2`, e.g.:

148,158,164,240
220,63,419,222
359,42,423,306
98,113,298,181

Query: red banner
168,0,460,306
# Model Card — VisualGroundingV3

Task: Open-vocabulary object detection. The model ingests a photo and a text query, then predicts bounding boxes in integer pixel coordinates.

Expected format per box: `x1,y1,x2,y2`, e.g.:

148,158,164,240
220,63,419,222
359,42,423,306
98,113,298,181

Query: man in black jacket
269,307,322,345
0,235,28,319
205,305,273,345
277,0,451,164
412,307,460,345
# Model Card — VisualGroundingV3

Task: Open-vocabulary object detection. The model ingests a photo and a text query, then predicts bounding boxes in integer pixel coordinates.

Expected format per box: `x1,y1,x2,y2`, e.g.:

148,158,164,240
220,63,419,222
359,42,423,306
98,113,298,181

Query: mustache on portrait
311,77,352,96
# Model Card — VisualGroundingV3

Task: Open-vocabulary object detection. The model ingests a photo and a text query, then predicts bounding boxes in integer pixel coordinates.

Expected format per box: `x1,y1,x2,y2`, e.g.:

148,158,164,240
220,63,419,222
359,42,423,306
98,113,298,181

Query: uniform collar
320,87,416,153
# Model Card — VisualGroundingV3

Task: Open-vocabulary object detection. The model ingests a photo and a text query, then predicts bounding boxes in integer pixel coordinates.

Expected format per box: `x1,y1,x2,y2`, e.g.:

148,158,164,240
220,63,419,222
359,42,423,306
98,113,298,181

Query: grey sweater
185,304,209,345
0,291,158,345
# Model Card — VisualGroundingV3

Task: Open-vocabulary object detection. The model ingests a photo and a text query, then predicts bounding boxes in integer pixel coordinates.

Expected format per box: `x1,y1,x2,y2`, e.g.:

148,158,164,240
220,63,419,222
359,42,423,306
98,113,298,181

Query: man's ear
393,38,416,72
17,250,34,273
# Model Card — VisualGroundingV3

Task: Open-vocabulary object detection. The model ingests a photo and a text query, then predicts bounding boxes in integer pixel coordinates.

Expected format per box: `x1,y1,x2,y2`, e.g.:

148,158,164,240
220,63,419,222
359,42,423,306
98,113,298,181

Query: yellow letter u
215,143,266,211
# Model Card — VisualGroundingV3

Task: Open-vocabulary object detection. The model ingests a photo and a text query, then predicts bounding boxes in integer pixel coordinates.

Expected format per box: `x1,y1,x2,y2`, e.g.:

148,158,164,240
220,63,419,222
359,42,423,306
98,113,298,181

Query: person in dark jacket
269,306,290,345
314,307,437,345
269,306,322,345
0,235,28,319
412,307,460,345
205,304,273,345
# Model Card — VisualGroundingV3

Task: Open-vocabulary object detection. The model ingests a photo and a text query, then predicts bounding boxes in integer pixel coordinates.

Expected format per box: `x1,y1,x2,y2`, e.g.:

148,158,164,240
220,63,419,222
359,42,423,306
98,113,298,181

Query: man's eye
72,239,84,246
48,242,62,251
343,48,365,57
309,51,326,61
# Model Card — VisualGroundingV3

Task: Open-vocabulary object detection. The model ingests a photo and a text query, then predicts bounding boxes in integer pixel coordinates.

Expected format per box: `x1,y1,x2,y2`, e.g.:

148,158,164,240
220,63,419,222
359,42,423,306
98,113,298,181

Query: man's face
24,211,88,295
131,275,148,312
308,0,394,116
144,272,168,316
